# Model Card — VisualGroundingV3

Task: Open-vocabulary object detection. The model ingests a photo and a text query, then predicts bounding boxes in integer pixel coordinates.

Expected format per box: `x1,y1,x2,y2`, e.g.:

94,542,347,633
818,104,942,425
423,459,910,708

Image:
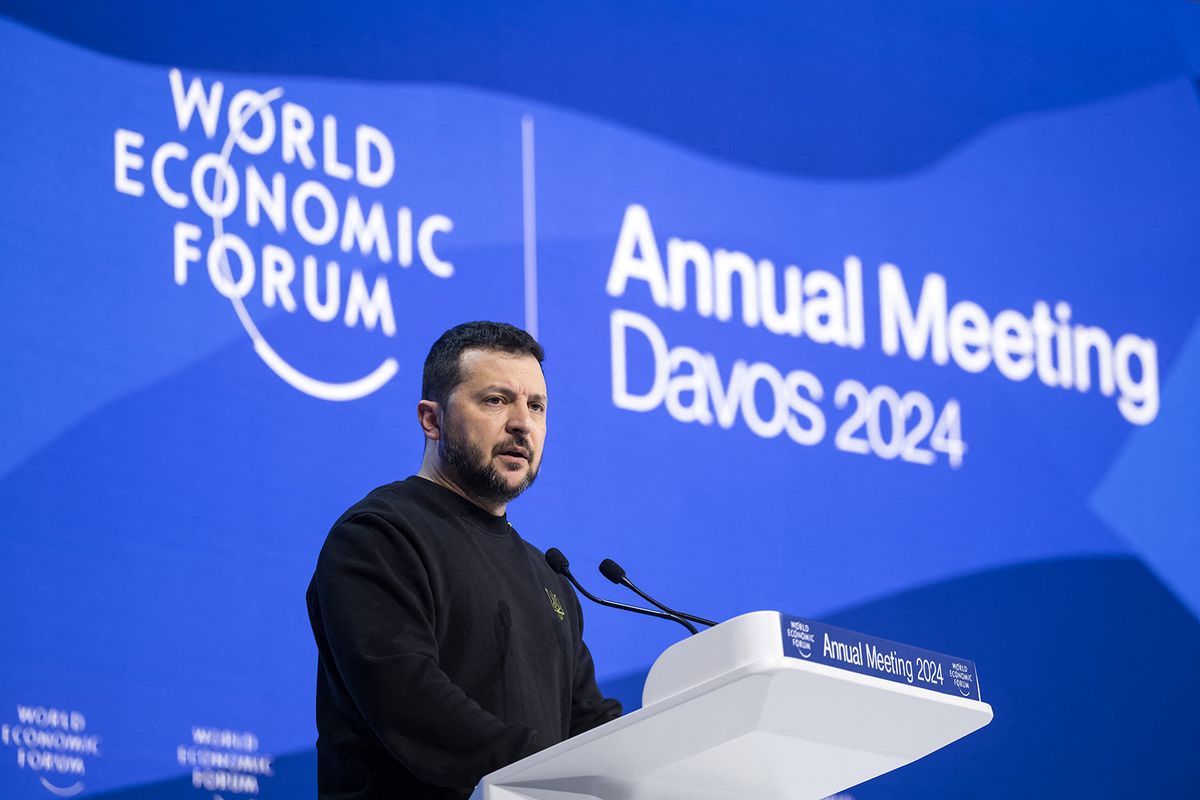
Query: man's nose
506,403,533,433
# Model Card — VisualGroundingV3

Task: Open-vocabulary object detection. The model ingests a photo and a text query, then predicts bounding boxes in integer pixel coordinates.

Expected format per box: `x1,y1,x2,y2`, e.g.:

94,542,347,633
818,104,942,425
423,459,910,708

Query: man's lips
497,445,531,461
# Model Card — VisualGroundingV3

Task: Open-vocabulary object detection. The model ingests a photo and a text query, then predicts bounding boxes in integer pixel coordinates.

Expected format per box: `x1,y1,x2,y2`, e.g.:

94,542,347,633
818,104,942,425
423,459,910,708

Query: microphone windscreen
545,547,570,573
599,558,626,584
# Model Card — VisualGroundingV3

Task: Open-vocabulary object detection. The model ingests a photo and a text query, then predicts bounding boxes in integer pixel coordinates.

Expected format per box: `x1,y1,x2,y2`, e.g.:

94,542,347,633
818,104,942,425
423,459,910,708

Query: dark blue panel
831,556,1200,797
0,0,1190,176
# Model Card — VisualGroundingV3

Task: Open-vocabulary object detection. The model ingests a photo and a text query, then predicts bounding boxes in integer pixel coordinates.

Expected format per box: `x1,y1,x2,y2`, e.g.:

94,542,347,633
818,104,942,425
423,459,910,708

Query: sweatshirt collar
408,475,513,537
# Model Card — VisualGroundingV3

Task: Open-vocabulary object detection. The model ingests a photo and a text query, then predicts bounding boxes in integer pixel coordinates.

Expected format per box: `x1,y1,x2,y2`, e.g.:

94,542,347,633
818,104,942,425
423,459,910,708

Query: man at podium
306,321,622,800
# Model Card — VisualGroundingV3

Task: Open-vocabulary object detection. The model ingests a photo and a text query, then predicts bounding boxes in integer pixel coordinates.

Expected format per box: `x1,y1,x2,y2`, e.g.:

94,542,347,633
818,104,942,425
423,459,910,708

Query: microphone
599,558,718,628
545,548,697,635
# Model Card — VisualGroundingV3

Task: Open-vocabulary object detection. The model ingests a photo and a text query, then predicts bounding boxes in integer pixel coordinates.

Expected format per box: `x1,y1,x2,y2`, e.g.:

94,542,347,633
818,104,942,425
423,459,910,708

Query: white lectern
472,611,993,800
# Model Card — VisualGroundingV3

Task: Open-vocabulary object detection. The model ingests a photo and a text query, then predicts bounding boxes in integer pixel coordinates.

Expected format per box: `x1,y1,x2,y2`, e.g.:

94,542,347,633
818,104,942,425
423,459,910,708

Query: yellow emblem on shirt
545,588,566,621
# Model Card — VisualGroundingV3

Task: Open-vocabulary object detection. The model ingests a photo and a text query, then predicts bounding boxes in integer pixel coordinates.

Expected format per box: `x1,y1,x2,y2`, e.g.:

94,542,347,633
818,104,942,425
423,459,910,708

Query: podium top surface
644,609,983,706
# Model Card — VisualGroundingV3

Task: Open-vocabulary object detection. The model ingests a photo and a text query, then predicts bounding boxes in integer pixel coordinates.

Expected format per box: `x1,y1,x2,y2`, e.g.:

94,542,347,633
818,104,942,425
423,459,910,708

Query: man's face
437,349,547,508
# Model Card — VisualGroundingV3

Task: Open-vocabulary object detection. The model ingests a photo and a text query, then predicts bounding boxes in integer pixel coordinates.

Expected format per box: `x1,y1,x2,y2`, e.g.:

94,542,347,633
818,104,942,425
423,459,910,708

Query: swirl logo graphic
114,70,464,402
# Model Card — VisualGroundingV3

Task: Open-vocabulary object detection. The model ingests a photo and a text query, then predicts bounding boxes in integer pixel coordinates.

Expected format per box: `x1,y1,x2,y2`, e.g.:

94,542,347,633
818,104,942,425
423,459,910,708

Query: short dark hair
422,321,545,404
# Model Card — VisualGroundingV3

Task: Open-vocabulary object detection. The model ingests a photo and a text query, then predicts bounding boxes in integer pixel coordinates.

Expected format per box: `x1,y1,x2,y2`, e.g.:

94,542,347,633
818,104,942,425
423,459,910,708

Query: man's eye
530,403,546,413
485,396,504,405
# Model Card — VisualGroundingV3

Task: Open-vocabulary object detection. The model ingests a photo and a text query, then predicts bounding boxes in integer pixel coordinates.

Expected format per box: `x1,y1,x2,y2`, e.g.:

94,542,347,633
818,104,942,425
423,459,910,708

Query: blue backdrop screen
1,3,1198,797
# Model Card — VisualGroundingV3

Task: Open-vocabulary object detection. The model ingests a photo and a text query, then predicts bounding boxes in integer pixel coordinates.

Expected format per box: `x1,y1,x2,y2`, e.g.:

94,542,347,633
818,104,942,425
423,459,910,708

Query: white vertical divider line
521,114,539,340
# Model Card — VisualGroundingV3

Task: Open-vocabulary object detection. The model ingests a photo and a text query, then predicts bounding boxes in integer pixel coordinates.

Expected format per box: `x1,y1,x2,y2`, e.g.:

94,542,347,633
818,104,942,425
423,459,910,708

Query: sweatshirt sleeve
310,511,540,789
565,591,623,737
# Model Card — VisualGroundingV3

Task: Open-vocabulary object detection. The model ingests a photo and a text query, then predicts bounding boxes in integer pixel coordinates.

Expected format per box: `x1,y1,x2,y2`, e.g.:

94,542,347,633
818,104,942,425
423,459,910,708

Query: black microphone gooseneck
599,558,718,628
545,548,698,635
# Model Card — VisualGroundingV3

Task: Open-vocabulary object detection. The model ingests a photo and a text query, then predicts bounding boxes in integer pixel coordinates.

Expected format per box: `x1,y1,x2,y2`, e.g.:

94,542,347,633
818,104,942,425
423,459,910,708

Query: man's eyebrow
478,385,517,397
477,385,547,403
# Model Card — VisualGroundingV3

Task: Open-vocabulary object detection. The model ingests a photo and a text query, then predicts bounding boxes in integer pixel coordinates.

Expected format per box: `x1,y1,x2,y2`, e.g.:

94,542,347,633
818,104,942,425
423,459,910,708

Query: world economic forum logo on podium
114,70,462,401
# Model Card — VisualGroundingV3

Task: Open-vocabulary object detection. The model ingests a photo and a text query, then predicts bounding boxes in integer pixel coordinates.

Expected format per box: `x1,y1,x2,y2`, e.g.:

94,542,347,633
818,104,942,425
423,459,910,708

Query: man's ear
417,399,441,440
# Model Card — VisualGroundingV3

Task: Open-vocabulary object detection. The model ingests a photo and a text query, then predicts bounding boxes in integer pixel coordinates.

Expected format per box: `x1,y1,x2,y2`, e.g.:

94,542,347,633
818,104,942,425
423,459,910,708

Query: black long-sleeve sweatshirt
306,476,621,799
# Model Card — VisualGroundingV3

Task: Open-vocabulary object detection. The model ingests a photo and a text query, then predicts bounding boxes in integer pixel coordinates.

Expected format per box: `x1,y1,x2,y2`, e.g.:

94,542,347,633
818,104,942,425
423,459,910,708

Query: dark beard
439,422,538,508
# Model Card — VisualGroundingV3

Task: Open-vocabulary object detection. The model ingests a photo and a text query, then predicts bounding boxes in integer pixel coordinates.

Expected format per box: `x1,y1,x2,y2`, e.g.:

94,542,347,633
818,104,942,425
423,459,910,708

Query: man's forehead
457,348,546,391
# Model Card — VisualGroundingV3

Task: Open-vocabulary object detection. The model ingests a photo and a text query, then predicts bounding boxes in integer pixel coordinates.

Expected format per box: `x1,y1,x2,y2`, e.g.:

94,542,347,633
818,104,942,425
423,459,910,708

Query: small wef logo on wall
0,704,101,797
113,69,462,401
177,726,274,799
